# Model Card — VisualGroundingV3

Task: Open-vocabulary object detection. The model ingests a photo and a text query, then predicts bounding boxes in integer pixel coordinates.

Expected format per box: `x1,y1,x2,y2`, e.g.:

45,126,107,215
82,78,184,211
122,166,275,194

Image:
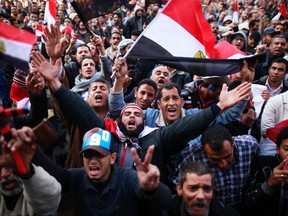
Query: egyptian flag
232,0,239,23
272,1,287,21
68,0,126,22
0,22,37,72
44,0,56,28
35,24,46,37
126,0,264,76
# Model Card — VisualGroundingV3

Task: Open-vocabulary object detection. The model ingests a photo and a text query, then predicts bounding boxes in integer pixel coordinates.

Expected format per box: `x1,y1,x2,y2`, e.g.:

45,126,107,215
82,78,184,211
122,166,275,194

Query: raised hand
241,60,257,82
131,145,160,192
1,127,37,175
217,81,251,111
267,159,288,187
112,57,128,79
42,24,70,63
30,51,62,92
26,68,45,94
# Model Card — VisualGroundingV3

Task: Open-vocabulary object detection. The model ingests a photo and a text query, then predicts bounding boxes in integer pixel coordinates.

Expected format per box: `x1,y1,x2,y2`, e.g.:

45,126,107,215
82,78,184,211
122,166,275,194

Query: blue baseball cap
80,128,115,156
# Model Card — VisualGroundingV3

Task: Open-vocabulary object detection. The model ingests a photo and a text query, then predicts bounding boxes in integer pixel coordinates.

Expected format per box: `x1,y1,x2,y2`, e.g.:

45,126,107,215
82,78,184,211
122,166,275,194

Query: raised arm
31,51,105,134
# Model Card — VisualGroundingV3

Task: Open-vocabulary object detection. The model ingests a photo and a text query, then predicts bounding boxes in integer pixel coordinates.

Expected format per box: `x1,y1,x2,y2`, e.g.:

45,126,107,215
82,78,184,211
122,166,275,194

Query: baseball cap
80,128,117,156
262,27,280,36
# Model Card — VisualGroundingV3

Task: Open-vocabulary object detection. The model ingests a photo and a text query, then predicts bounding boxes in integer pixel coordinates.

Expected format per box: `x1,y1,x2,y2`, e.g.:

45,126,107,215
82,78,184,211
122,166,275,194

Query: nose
142,94,148,100
195,189,205,200
1,167,11,179
217,159,228,170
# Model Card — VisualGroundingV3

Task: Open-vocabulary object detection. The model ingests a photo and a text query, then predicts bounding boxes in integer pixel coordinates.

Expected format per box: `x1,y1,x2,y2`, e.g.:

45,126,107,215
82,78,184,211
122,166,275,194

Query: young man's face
120,107,144,133
76,46,92,63
157,87,183,125
80,58,96,80
87,82,109,109
135,84,156,109
268,62,287,84
203,140,234,170
82,150,116,183
277,138,288,162
177,173,213,216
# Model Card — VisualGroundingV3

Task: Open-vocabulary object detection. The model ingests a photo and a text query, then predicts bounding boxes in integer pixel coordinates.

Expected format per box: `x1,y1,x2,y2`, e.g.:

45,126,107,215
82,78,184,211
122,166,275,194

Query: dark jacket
241,155,288,216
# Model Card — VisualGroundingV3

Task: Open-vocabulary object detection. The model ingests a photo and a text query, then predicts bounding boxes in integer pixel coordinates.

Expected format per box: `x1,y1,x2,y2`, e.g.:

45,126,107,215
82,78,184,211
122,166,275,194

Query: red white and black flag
68,0,126,22
0,22,37,71
44,0,56,28
126,0,264,77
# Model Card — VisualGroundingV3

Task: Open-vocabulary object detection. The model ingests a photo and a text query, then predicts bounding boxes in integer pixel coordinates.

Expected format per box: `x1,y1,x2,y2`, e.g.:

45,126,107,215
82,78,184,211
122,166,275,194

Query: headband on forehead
120,103,143,117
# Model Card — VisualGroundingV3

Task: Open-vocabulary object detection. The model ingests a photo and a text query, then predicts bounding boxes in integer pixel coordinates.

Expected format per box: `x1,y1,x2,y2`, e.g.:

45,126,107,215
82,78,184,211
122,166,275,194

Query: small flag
35,24,46,37
272,1,286,21
0,22,37,71
232,0,239,23
68,0,126,22
44,0,56,28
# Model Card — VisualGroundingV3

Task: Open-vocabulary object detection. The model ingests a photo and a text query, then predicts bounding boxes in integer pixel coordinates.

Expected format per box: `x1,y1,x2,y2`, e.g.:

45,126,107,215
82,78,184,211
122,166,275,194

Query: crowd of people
0,0,288,215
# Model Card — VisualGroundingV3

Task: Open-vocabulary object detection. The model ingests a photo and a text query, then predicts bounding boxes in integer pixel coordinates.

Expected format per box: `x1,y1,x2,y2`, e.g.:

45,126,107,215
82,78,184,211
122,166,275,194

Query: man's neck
94,107,108,118
268,79,282,89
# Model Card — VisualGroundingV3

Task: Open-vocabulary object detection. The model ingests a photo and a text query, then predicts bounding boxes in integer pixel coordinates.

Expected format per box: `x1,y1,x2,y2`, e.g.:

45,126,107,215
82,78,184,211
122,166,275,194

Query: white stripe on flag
1,37,32,62
143,13,208,58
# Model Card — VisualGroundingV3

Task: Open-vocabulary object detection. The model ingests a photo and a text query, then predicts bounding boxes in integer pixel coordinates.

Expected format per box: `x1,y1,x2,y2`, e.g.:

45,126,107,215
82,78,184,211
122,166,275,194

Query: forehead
123,107,142,114
153,66,169,74
90,81,108,89
77,46,90,52
138,84,156,93
204,140,233,155
272,38,286,44
280,138,288,148
271,62,286,69
82,58,94,64
184,173,212,186
160,87,179,97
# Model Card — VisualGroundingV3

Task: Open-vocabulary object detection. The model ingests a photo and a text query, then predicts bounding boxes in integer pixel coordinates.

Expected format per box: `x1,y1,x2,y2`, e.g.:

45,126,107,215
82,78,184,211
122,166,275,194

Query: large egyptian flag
0,22,37,71
126,0,264,76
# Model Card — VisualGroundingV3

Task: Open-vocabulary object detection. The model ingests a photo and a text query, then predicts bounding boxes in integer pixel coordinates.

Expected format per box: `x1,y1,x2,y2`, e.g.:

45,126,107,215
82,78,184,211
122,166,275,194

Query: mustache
191,200,208,208
1,175,19,186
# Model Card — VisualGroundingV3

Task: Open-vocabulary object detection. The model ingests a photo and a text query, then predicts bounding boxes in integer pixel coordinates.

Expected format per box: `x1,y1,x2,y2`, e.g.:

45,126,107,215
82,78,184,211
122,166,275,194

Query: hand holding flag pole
0,107,29,175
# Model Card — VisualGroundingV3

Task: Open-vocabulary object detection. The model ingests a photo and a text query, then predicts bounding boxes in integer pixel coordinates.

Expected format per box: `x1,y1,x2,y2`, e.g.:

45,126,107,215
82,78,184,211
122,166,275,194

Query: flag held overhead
0,22,37,72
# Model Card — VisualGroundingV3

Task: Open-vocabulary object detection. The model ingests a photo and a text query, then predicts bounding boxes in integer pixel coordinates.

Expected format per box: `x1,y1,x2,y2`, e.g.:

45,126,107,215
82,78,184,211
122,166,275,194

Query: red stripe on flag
0,22,36,44
48,0,56,19
163,0,216,51
280,1,286,19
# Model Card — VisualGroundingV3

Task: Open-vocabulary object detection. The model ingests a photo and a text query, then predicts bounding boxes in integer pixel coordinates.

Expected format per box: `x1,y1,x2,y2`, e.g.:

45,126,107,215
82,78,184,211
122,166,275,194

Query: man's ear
176,183,183,196
134,89,138,98
181,97,184,107
110,152,118,165
157,100,161,109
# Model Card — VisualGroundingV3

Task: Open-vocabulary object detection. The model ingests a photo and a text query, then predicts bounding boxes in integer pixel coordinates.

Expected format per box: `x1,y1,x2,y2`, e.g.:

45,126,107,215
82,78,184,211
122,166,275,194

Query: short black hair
177,162,213,187
156,82,181,101
201,125,233,151
269,58,288,71
249,19,259,29
276,127,288,148
88,78,110,92
137,79,157,93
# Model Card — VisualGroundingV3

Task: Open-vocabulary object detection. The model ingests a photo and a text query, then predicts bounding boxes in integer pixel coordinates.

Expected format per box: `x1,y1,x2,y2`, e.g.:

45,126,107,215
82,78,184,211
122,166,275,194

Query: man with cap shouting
13,127,173,216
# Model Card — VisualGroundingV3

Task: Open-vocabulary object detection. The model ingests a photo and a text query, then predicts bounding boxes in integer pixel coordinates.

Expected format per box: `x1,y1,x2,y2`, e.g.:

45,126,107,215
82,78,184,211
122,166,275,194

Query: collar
156,108,186,127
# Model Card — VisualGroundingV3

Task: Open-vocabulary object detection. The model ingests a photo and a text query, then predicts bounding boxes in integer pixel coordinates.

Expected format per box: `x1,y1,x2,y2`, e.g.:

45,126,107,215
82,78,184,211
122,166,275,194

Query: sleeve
213,100,246,125
21,164,62,215
261,97,278,135
13,90,48,128
108,88,126,119
160,104,220,156
53,85,105,134
99,55,113,87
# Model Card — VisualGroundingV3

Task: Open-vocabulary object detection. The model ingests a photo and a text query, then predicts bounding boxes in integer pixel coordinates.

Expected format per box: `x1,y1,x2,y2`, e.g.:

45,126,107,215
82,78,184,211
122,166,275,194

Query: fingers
131,147,142,167
143,145,154,167
31,51,46,67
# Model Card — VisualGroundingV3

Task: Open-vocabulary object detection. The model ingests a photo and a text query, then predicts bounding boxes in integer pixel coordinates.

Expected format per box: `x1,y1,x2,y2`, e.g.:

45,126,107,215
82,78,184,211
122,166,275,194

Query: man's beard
0,176,23,197
118,121,144,138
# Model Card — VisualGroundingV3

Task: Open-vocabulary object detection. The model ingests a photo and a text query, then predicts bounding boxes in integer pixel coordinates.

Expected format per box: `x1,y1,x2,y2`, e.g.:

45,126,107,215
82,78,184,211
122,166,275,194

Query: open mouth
95,95,103,102
2,180,16,190
89,165,100,175
127,120,136,129
167,107,177,115
158,79,165,85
